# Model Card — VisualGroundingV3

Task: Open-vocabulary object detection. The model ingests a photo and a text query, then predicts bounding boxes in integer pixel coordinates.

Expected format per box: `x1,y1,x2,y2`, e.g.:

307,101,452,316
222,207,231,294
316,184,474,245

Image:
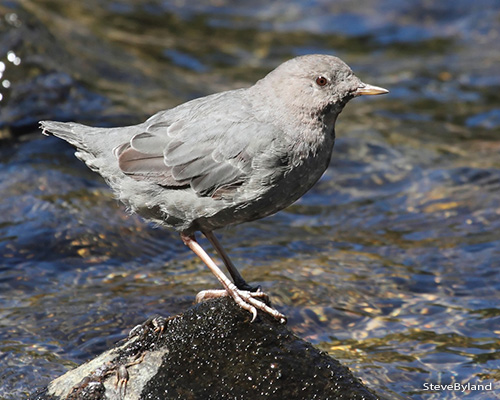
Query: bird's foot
196,287,287,324
235,281,262,292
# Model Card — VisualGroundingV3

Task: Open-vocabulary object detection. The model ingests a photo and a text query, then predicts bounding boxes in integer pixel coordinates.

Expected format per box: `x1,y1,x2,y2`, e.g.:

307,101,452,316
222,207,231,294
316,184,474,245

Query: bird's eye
315,76,328,87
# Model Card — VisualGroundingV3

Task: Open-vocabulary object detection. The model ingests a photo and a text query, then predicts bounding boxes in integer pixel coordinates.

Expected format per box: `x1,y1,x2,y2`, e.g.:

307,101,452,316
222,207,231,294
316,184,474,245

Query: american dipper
41,54,387,323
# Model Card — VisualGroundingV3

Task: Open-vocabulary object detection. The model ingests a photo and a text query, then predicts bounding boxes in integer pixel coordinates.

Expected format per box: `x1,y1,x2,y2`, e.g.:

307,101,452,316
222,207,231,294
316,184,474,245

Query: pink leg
181,233,286,323
203,230,255,291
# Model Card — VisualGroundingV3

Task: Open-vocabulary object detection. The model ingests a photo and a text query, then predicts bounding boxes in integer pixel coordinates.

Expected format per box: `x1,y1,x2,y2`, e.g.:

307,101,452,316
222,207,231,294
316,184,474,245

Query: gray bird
41,54,387,323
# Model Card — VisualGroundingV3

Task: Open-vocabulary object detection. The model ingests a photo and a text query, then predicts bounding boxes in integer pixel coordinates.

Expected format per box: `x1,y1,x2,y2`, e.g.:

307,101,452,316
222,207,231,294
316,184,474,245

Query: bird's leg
180,233,286,323
203,230,259,292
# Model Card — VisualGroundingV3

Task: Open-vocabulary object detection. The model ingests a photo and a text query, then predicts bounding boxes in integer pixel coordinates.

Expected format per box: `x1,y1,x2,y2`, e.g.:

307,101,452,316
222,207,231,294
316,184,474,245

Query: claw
196,287,286,323
250,307,258,323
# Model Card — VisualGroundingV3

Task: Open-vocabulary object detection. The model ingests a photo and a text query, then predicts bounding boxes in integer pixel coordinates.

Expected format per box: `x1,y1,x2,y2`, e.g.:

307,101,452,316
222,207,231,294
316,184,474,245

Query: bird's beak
355,83,389,96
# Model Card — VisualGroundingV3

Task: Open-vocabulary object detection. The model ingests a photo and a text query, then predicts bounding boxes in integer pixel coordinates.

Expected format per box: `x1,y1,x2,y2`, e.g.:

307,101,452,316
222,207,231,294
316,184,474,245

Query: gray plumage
41,54,388,322
41,55,386,236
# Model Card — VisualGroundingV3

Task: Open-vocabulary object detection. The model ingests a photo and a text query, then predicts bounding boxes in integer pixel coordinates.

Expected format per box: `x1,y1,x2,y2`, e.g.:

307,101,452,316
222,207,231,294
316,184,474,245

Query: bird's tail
40,120,115,177
40,120,141,185
40,121,92,152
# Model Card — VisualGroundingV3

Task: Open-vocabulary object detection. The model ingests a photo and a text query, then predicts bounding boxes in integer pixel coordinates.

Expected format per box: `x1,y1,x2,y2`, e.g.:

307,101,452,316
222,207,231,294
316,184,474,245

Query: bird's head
255,54,388,118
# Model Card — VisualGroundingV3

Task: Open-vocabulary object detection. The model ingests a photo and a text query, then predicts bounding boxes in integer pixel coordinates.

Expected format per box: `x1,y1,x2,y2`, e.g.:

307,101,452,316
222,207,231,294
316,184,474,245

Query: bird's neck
289,111,337,165
247,82,340,161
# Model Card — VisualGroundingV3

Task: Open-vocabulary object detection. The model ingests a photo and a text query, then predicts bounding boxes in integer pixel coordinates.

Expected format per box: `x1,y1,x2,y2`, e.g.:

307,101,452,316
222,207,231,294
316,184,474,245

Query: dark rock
30,298,381,400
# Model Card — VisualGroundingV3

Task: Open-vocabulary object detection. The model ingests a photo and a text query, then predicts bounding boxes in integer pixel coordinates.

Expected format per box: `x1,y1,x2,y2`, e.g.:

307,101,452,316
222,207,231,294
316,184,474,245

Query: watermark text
423,382,493,392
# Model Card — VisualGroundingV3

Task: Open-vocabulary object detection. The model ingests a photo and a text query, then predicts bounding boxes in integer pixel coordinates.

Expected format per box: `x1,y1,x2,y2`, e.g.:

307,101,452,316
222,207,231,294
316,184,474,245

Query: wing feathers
130,132,167,154
191,163,245,196
114,94,282,198
118,146,189,187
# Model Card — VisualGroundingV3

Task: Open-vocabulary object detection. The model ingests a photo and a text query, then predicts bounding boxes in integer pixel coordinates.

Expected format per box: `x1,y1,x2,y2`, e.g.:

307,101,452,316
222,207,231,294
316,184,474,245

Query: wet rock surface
30,298,380,400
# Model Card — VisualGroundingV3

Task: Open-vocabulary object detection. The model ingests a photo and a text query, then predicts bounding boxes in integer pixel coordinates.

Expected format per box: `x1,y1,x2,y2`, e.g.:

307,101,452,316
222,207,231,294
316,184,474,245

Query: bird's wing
116,92,281,198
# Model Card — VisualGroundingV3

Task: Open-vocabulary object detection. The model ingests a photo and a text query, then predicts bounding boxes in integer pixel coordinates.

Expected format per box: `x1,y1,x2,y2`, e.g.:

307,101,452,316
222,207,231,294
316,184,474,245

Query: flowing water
1,1,500,399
